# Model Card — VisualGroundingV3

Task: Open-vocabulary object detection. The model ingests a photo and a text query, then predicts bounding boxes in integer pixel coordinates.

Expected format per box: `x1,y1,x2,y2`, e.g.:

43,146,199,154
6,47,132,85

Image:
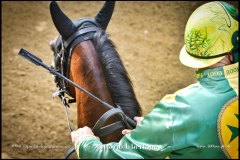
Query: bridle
50,18,136,158
51,18,100,100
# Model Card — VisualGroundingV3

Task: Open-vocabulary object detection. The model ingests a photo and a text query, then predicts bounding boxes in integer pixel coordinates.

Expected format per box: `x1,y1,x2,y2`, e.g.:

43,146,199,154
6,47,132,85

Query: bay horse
49,1,142,143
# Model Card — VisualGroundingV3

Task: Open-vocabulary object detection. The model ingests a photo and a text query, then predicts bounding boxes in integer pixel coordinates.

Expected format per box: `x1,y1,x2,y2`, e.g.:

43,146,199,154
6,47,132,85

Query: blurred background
2,1,238,159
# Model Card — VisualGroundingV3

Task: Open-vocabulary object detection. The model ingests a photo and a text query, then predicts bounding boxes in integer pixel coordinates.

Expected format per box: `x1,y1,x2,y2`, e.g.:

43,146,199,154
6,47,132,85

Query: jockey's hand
71,126,94,145
122,116,144,135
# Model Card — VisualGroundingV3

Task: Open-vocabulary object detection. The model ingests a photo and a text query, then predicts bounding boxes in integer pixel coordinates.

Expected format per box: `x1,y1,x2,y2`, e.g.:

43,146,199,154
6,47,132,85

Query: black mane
93,30,142,119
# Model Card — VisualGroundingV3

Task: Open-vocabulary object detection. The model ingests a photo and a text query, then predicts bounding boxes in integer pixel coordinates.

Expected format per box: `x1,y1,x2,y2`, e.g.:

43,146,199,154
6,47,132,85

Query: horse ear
50,1,77,40
95,1,115,30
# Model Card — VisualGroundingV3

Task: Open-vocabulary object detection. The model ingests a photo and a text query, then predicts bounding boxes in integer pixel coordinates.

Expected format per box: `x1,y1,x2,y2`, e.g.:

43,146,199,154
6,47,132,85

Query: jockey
71,1,239,159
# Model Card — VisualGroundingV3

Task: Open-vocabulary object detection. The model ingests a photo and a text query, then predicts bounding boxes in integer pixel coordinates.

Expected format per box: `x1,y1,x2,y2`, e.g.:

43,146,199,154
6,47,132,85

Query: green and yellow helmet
179,1,239,68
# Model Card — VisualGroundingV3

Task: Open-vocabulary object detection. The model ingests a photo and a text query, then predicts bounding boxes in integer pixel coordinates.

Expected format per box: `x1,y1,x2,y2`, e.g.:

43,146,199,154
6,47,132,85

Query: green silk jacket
75,62,238,159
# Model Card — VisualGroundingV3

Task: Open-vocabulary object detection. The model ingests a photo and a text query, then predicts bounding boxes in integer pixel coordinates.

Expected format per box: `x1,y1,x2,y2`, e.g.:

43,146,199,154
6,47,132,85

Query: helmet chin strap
232,49,239,64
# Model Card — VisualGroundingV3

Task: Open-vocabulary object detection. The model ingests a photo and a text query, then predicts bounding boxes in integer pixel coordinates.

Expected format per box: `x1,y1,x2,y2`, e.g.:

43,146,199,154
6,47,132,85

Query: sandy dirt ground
2,1,238,159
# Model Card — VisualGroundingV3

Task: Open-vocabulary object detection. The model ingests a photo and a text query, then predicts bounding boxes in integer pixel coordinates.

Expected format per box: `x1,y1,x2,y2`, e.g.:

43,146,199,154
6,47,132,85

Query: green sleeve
77,101,175,159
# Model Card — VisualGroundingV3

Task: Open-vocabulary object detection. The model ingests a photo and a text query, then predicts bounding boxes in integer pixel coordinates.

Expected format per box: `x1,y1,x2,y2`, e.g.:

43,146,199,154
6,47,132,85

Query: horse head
49,1,141,143
49,1,114,98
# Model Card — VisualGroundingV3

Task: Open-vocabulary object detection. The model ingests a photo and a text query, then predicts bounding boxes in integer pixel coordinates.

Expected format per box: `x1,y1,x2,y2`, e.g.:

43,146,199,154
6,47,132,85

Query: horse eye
49,37,59,52
49,40,56,52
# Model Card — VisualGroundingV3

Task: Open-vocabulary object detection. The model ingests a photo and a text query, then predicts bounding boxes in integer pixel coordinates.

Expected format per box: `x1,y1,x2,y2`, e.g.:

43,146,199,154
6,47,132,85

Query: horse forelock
93,30,142,119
